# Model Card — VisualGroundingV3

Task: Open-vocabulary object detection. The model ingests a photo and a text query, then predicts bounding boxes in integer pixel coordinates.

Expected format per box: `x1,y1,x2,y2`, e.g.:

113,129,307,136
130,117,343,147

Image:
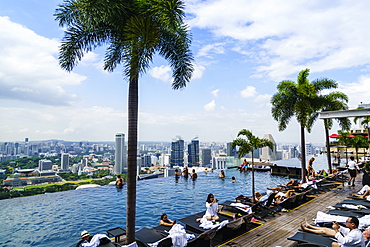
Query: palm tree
231,129,274,203
337,130,351,164
271,68,340,182
55,0,193,243
354,107,370,152
349,135,369,161
321,92,350,173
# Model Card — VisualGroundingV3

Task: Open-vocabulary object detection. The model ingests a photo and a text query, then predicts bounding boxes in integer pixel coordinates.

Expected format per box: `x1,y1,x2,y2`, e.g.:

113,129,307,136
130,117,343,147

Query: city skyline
1,1,370,143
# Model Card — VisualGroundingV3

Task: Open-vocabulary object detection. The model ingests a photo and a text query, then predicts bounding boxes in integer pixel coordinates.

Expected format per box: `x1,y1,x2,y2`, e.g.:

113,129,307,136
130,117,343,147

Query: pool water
0,155,329,247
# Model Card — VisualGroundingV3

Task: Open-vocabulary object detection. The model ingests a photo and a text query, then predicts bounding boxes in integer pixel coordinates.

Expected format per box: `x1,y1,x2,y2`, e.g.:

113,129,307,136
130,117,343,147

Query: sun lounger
152,225,208,247
134,228,171,247
341,200,370,207
178,211,232,234
287,232,335,246
178,211,256,245
333,203,370,215
326,209,364,218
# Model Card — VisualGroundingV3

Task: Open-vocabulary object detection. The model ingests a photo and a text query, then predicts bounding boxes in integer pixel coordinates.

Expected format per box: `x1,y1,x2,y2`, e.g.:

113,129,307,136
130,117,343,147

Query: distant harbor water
0,155,328,247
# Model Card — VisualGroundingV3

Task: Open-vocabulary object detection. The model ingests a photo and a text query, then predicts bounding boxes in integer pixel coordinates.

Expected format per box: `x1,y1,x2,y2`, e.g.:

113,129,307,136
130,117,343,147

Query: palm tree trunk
251,150,255,203
126,76,138,244
300,126,307,183
324,126,332,173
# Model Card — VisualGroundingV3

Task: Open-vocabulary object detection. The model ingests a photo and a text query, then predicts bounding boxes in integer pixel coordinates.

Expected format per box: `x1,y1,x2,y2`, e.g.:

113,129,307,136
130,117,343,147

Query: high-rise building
202,149,212,167
114,133,126,174
24,138,29,156
61,153,69,170
260,134,277,161
170,137,184,167
305,143,314,156
188,139,199,167
39,159,52,171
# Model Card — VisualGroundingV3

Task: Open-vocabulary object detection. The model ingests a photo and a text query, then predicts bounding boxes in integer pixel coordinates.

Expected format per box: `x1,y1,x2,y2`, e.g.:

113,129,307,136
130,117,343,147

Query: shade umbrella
329,134,341,138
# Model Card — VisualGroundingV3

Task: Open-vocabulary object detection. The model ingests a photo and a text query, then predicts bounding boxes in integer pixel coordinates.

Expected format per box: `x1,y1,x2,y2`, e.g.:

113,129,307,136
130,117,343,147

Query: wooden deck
218,177,362,247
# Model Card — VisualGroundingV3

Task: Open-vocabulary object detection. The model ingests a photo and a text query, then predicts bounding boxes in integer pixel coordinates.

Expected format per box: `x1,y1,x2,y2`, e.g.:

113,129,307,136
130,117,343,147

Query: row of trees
232,68,368,200
335,131,369,162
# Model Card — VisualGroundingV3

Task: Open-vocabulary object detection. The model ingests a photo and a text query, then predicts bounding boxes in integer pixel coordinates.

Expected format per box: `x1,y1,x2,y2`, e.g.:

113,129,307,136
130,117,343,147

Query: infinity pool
0,155,329,247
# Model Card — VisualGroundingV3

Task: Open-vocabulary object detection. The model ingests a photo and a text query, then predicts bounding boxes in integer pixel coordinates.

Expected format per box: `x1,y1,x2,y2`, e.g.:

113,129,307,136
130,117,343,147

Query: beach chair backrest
264,192,277,207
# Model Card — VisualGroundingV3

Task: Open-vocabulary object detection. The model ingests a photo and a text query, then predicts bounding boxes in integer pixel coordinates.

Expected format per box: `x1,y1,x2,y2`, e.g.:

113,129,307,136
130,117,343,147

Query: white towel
168,224,188,247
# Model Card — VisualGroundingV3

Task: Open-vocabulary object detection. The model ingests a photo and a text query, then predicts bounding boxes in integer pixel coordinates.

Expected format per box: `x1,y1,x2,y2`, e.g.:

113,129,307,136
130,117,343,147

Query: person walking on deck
348,156,360,187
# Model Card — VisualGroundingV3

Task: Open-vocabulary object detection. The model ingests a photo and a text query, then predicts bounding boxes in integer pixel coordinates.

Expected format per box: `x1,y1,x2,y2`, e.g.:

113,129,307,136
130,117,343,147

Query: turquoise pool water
0,155,329,247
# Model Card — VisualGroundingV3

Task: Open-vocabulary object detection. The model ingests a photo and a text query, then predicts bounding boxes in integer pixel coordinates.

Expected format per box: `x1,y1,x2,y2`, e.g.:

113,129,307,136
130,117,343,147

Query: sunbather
274,190,295,204
356,185,370,195
352,191,370,201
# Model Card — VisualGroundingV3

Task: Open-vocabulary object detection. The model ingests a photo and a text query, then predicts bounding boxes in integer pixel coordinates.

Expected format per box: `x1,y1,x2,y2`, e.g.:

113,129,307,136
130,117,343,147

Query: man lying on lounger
301,217,365,247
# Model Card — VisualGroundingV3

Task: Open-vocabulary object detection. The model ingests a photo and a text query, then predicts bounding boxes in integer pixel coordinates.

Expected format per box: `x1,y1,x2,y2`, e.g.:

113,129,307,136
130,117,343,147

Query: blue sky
1,0,370,144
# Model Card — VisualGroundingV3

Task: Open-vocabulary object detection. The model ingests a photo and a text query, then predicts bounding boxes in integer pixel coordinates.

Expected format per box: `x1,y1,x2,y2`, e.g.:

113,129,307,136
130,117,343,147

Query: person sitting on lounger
160,214,176,226
196,193,219,222
332,216,365,247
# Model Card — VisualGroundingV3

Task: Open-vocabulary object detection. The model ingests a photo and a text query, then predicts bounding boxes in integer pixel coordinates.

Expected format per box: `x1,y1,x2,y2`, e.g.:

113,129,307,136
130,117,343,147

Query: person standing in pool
174,169,181,178
183,167,189,178
219,170,225,178
190,169,198,179
115,175,124,188
160,214,176,227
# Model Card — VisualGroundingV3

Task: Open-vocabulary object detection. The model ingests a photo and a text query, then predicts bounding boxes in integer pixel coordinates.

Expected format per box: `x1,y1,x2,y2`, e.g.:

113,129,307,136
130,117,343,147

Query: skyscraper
202,148,212,167
25,138,29,156
170,137,184,167
260,134,277,161
114,133,126,174
61,153,69,170
188,139,199,167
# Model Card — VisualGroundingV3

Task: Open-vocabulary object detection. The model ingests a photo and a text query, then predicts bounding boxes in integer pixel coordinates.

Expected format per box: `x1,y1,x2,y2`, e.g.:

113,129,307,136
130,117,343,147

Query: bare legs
352,190,370,199
300,219,335,235
196,215,219,222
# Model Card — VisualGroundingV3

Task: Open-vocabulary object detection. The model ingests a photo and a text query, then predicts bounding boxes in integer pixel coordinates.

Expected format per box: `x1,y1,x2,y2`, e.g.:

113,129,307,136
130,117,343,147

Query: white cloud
253,94,271,105
240,86,257,98
0,16,87,106
204,100,216,111
337,76,370,108
188,0,370,80
211,89,220,97
197,43,226,58
148,65,172,82
192,63,206,79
